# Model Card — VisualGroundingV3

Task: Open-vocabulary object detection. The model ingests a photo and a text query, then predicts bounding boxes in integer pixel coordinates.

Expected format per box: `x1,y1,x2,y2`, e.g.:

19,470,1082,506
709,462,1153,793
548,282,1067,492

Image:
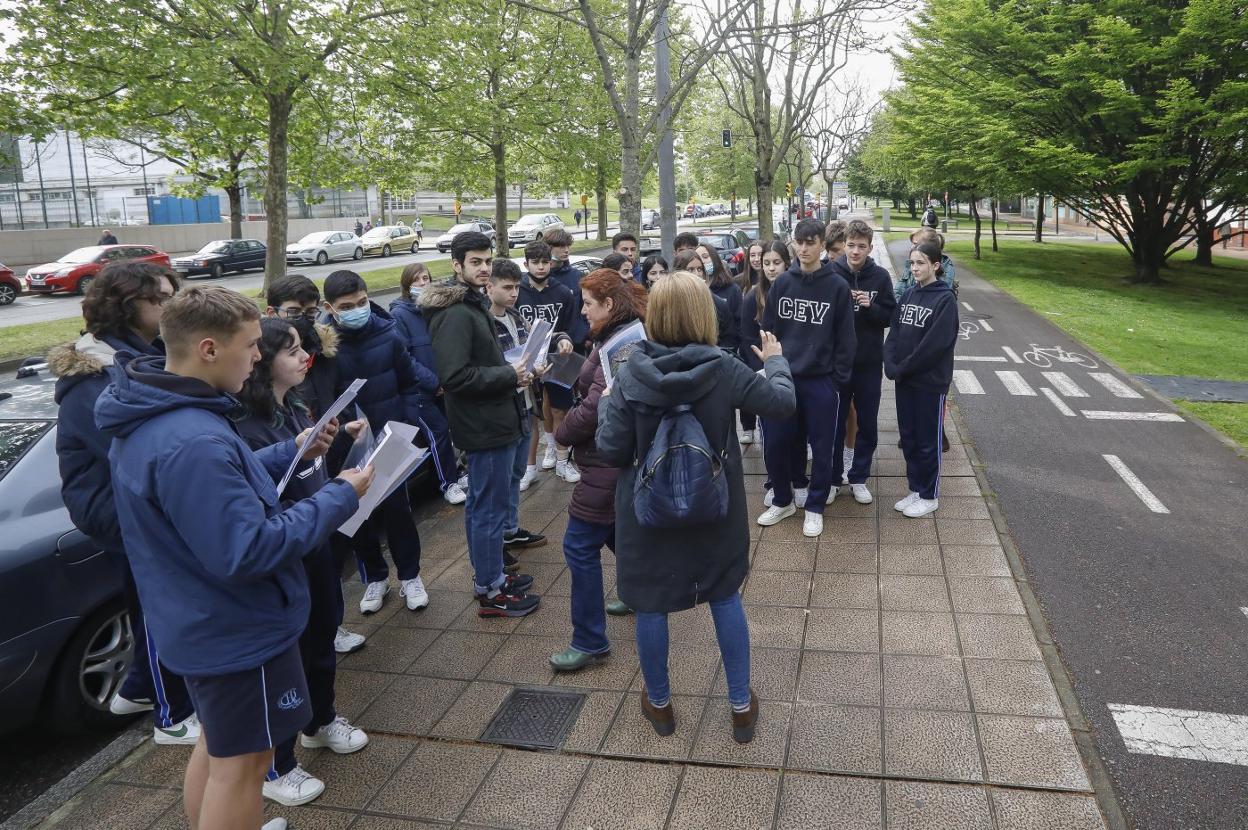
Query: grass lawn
948,238,1248,447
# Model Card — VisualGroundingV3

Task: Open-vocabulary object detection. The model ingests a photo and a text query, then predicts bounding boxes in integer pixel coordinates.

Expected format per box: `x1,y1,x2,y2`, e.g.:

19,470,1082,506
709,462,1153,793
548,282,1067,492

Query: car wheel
382,244,392,257
47,601,133,733
0,283,16,305
353,247,363,260
316,251,328,265
75,276,94,295
210,262,224,279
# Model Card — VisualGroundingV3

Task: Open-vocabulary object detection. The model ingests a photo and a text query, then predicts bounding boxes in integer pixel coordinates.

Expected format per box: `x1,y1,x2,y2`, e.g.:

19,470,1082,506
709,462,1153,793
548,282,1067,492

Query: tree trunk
1192,202,1215,267
907,196,917,219
224,181,243,239
970,194,981,260
616,52,642,238
990,197,999,252
756,170,775,242
1034,193,1045,243
492,136,507,249
262,92,293,295
595,162,608,241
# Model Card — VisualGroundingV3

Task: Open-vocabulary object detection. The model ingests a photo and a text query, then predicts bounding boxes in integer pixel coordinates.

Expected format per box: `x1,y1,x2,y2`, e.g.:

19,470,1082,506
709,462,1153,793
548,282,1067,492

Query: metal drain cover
480,688,587,750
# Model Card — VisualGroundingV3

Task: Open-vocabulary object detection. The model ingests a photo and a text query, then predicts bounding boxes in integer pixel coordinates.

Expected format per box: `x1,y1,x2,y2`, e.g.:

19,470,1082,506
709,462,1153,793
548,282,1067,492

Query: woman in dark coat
549,269,648,672
596,271,795,744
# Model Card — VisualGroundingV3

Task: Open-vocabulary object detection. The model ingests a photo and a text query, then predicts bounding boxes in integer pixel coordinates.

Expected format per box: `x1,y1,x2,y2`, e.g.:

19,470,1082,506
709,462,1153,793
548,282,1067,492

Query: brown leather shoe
640,694,676,736
731,689,759,744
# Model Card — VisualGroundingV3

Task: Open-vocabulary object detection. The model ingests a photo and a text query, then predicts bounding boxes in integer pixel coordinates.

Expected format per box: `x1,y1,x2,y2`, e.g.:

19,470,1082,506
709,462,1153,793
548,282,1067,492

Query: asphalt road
885,239,1248,830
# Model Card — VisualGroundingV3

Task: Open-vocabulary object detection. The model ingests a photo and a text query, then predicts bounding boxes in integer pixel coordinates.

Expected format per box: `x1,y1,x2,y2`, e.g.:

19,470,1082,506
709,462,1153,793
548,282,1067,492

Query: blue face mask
704,262,714,278
337,305,371,330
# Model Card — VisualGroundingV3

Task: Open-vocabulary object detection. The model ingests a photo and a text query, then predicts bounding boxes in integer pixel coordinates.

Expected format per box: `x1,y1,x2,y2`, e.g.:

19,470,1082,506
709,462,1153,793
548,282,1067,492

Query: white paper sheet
276,378,366,497
338,421,428,536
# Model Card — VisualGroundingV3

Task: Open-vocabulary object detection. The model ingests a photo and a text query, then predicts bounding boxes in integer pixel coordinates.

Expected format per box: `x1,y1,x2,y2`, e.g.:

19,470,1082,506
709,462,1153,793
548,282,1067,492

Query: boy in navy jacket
759,217,856,538
96,286,372,830
544,228,590,349
885,241,959,519
829,220,896,504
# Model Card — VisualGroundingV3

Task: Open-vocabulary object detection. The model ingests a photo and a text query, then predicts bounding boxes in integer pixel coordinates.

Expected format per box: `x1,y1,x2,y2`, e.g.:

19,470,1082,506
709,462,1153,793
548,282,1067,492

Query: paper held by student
339,420,428,537
600,320,646,389
276,378,366,497
544,352,586,389
503,319,553,372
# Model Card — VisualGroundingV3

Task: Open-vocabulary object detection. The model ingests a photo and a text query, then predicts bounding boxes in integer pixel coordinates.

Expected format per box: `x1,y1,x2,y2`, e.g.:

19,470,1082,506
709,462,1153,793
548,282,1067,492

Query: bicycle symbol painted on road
959,321,980,340
1021,344,1098,369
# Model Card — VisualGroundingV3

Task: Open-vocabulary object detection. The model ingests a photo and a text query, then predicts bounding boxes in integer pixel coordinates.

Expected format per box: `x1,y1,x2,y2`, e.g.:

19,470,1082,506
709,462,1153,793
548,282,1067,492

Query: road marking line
1081,410,1184,422
1002,346,1023,364
1089,372,1144,399
996,370,1037,396
953,370,986,395
1241,607,1248,620
955,355,1008,362
1108,703,1248,766
1041,387,1077,416
979,319,994,332
1042,372,1089,398
962,301,974,312
1102,454,1169,513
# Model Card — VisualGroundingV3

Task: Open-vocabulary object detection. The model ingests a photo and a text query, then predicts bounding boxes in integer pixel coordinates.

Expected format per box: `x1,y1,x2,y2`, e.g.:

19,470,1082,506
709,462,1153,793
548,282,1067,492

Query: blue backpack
633,403,730,529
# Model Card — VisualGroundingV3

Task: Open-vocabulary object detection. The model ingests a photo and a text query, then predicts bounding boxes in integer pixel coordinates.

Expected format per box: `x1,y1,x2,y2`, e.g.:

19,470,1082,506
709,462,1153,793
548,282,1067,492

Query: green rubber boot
549,647,610,672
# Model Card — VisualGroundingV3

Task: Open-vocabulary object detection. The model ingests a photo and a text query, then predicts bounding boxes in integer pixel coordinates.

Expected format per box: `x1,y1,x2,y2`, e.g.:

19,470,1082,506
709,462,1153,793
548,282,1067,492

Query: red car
0,263,19,305
24,244,171,295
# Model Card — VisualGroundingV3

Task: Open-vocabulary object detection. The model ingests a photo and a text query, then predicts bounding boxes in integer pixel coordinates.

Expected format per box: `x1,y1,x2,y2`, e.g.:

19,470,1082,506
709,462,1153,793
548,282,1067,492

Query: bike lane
886,239,1248,829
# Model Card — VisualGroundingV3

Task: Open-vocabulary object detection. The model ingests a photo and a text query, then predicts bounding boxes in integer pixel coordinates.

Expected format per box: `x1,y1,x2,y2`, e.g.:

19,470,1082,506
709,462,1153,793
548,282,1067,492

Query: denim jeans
466,436,527,594
505,420,532,537
562,517,614,654
635,593,751,708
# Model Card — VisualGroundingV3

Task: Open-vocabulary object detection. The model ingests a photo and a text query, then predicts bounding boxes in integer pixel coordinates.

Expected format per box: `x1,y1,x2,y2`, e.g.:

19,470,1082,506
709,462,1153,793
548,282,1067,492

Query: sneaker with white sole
903,497,939,518
334,626,366,654
519,465,537,491
457,472,469,489
109,694,153,715
300,716,369,754
556,459,581,483
443,482,467,505
359,580,389,614
153,713,200,746
401,576,429,610
262,765,324,807
763,488,774,507
794,487,809,509
541,444,557,470
757,503,796,526
739,429,754,445
842,448,854,484
894,492,921,512
803,510,824,537
850,483,873,504
262,819,288,830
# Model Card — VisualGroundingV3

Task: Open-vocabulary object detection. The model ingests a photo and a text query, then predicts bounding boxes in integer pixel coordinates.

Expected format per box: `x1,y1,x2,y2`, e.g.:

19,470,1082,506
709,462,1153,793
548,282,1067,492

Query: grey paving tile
936,519,1001,546
931,497,992,520
559,758,681,830
744,604,808,648
956,614,1043,660
112,742,191,788
879,518,938,547
882,655,971,711
406,629,508,680
753,539,818,571
991,788,1108,829
978,715,1091,791
879,544,944,575
815,543,878,573
426,557,477,591
462,749,589,830
805,607,880,653
691,698,792,767
429,680,512,740
337,625,440,673
668,603,720,644
796,651,881,707
667,765,781,830
821,517,878,543
743,569,814,606
884,709,984,783
350,817,444,830
51,783,178,830
884,780,993,830
942,545,1011,577
787,702,882,774
810,572,879,609
476,634,560,686
776,772,882,830
881,611,960,656
635,643,723,698
964,659,1064,717
948,577,1026,615
709,646,798,701
357,675,467,736
367,741,500,822
879,574,951,612
385,589,476,630
306,733,416,809
600,694,705,760
562,690,624,753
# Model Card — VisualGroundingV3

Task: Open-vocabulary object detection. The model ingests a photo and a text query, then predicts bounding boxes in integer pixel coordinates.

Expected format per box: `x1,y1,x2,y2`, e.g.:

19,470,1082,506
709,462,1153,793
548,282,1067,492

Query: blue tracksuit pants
763,374,841,513
832,365,883,485
896,383,947,500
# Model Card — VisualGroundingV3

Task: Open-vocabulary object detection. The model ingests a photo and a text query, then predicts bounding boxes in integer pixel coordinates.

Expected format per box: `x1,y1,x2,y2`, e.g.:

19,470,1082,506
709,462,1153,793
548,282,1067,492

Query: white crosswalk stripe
952,370,986,395
1089,372,1143,399
996,370,1037,396
1041,387,1077,416
1081,410,1184,422
955,355,1007,362
979,319,994,332
1041,372,1089,398
1001,346,1023,364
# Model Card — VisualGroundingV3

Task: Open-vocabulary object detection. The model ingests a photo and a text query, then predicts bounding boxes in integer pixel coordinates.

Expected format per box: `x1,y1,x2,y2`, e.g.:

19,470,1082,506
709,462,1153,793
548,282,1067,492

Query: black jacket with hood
760,259,856,383
829,254,896,369
884,280,959,391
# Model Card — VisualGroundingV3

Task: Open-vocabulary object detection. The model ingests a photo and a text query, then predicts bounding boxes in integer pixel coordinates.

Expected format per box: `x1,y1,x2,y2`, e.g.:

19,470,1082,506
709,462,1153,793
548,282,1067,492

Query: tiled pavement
37,390,1111,830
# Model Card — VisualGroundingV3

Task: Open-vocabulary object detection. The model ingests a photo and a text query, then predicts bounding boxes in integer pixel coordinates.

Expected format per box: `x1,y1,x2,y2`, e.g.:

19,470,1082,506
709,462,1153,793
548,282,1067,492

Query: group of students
46,212,959,830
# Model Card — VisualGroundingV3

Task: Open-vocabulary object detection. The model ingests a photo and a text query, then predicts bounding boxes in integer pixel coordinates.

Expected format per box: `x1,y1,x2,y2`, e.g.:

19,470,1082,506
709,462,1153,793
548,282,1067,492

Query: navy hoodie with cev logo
830,254,896,369
883,279,959,392
760,259,856,383
95,355,360,677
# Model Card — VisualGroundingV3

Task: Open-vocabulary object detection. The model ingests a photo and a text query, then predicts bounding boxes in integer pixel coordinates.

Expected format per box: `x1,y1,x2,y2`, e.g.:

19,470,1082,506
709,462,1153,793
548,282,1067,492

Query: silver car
285,230,364,265
507,213,566,249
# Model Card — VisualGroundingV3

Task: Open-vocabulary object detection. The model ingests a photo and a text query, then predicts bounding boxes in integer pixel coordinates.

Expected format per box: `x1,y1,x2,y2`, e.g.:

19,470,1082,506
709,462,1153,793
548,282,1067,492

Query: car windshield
58,246,105,264
362,228,390,239
196,241,232,254
513,216,541,227
298,232,333,244
448,224,474,234
0,421,53,480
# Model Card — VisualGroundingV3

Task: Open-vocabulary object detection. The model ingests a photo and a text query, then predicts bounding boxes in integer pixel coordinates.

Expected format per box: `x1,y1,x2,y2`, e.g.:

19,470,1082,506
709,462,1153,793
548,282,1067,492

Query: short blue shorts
184,645,310,758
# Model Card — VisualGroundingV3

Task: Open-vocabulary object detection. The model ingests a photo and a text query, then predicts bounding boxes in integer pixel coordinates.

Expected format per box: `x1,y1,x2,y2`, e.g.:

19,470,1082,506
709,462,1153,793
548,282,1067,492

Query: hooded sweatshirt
327,300,435,431
830,254,896,369
94,355,359,676
760,259,856,383
548,260,589,347
516,275,575,337
883,279,959,391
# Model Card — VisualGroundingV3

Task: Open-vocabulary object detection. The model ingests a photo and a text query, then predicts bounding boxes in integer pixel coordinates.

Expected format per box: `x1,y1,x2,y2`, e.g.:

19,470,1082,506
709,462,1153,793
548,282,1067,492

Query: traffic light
722,129,731,148
785,182,793,198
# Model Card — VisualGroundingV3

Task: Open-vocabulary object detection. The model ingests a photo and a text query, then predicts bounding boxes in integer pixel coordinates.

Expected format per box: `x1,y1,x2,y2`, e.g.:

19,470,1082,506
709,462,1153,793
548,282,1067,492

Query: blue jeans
505,420,532,536
466,436,527,594
635,593,751,708
562,517,614,654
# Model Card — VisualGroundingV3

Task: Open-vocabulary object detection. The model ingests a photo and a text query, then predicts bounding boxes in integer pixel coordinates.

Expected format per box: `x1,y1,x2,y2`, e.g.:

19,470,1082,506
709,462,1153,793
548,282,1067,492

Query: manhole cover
480,688,587,750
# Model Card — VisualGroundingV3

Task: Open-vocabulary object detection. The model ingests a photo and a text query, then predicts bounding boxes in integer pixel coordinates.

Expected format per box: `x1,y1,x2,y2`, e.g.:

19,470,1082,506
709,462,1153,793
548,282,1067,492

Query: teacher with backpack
596,271,796,745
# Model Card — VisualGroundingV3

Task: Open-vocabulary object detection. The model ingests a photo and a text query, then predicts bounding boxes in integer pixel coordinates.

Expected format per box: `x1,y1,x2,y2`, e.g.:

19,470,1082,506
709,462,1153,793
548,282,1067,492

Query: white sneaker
803,511,824,537
457,472,469,489
359,580,389,614
262,765,324,807
903,498,939,518
334,626,366,654
556,459,581,483
519,465,537,491
757,503,796,526
262,819,288,830
401,576,430,610
541,444,557,470
443,482,467,505
109,694,153,715
301,716,369,754
842,448,854,484
739,429,754,445
153,713,200,746
763,488,774,507
894,492,921,512
794,487,809,509
850,483,873,504
807,444,813,461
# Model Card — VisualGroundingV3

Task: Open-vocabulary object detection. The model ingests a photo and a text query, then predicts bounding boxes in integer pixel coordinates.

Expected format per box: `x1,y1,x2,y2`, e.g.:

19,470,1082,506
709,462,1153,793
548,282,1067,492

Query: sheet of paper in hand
276,378,366,497
600,320,646,390
339,420,428,537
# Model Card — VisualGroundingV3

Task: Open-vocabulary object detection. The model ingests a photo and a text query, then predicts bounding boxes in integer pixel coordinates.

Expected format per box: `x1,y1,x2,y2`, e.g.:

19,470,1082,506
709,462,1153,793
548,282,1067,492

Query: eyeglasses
280,308,319,321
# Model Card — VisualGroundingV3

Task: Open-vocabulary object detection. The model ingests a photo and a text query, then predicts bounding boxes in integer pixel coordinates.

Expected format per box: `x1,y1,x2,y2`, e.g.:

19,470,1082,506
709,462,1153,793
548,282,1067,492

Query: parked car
171,239,266,278
359,225,420,258
506,213,566,249
25,245,171,295
698,232,746,275
0,369,133,736
435,222,496,254
640,209,660,230
0,263,20,305
512,254,603,277
285,230,364,265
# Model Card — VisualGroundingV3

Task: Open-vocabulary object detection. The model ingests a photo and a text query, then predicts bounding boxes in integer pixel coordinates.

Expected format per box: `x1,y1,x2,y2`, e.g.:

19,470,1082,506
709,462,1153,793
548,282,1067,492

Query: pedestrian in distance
828,220,896,505
322,270,431,615
412,215,423,242
923,204,940,229
885,241,959,519
549,268,647,672
574,209,582,227
50,261,199,743
363,220,373,234
757,217,856,538
95,285,374,830
353,220,363,237
233,318,371,808
595,271,796,743
421,231,542,617
97,228,118,245
639,254,667,288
